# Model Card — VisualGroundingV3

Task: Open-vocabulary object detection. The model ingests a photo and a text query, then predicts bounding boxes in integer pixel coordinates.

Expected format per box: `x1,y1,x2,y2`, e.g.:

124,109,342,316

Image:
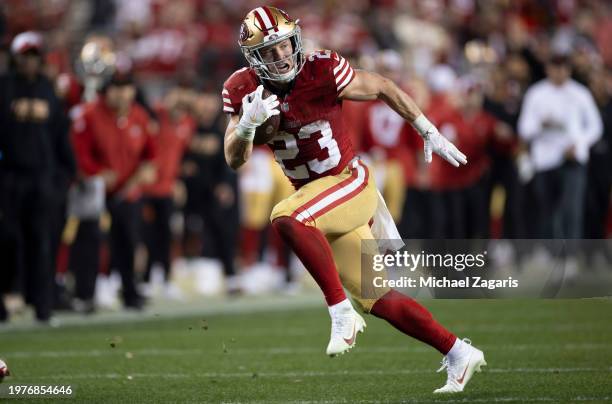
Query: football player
223,7,485,393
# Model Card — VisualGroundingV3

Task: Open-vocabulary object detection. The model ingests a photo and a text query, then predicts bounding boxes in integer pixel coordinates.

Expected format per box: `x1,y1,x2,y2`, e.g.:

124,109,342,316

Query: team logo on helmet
239,22,251,43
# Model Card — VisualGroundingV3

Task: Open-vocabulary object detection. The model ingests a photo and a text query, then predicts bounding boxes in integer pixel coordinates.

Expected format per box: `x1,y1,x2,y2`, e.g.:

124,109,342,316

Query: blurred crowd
0,0,611,322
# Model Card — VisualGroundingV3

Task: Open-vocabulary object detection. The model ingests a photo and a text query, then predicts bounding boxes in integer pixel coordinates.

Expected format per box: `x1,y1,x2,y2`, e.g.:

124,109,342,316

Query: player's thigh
270,160,377,235
270,174,337,229
315,176,377,235
328,224,390,313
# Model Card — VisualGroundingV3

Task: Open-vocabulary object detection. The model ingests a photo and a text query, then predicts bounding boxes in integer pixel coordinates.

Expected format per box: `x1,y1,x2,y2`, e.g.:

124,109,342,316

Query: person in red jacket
428,79,513,238
141,85,195,297
71,72,156,309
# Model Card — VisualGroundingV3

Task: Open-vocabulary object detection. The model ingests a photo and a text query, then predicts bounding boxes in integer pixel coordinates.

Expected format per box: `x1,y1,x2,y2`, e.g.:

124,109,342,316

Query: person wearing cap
518,54,603,241
0,31,75,323
70,70,157,310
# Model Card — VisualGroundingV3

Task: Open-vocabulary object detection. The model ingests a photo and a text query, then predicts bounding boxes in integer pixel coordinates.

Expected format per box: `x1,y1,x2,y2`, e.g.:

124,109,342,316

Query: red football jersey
222,50,356,189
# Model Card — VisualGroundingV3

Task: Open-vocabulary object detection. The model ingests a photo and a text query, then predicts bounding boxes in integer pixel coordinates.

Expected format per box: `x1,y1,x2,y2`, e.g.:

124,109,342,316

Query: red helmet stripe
254,7,276,33
253,9,268,32
262,7,279,32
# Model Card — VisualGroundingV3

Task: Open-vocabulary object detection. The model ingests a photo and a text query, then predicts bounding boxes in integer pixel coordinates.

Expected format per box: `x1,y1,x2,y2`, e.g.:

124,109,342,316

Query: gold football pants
271,159,389,311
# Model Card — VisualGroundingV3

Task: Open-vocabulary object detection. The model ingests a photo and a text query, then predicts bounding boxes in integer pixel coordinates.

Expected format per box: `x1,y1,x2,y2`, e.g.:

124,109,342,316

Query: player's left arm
339,70,467,167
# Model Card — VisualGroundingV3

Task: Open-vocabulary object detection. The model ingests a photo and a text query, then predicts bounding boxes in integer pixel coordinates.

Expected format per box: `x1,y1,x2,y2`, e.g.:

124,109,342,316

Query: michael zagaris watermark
360,239,612,299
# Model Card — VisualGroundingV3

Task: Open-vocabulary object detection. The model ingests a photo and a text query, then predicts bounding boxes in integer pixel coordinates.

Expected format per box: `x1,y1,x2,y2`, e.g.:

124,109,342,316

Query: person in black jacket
182,89,240,293
0,32,75,323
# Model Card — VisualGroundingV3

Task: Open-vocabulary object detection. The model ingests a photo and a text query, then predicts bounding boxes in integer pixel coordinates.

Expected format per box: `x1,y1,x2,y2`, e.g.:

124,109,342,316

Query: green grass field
1,297,611,403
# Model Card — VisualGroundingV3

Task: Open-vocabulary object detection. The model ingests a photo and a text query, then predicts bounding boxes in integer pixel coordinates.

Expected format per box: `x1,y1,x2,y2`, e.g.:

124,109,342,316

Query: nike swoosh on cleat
456,356,471,384
343,324,356,346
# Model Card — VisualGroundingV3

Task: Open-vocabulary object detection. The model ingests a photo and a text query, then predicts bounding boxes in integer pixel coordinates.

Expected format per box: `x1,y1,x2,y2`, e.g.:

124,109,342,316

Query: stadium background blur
0,0,611,321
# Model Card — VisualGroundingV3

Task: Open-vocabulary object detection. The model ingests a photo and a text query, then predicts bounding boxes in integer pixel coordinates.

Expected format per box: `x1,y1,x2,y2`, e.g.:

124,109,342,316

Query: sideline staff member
71,70,156,309
0,32,74,323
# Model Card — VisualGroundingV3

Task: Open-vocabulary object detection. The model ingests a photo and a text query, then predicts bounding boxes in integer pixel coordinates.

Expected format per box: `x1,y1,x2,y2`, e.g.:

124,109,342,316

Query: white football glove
413,114,467,167
235,85,280,142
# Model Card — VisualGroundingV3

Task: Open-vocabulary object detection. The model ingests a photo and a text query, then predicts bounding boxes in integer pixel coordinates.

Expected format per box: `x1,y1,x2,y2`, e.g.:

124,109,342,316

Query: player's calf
271,216,346,305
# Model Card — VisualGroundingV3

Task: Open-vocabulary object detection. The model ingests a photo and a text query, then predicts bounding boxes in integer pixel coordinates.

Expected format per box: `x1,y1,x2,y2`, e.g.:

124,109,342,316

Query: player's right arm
223,84,280,170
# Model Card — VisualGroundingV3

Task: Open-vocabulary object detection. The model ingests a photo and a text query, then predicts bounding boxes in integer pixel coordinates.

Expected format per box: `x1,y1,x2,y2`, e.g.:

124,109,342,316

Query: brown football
240,87,281,145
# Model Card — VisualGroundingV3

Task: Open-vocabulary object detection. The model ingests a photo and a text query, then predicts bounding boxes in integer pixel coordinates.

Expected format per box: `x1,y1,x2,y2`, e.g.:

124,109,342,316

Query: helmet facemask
241,27,305,83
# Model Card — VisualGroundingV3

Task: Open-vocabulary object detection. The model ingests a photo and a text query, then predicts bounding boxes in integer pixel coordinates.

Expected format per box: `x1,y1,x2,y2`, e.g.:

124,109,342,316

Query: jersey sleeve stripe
337,68,355,92
222,87,234,112
333,57,346,75
335,62,351,85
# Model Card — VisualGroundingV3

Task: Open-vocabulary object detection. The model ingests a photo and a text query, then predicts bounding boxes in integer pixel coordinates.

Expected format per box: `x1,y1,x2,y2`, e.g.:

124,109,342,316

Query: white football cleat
326,299,366,356
434,338,486,393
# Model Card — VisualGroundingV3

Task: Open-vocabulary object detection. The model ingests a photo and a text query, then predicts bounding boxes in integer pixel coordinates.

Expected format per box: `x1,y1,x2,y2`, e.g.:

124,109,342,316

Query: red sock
271,216,346,305
240,227,261,266
371,290,456,355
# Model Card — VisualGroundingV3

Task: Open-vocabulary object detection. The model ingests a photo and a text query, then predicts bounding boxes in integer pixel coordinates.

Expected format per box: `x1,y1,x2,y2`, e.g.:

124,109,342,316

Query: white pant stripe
295,162,366,223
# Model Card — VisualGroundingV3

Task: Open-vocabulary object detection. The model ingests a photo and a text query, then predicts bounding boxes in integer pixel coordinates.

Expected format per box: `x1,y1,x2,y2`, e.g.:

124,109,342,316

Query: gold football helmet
238,6,305,82
76,35,117,100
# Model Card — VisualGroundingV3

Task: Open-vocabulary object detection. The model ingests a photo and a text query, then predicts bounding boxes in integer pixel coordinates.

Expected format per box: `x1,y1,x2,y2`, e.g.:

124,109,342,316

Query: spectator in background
428,79,502,239
398,65,458,239
584,67,612,239
518,54,603,241
483,66,524,238
182,90,239,294
70,71,156,310
141,84,195,299
0,32,74,322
